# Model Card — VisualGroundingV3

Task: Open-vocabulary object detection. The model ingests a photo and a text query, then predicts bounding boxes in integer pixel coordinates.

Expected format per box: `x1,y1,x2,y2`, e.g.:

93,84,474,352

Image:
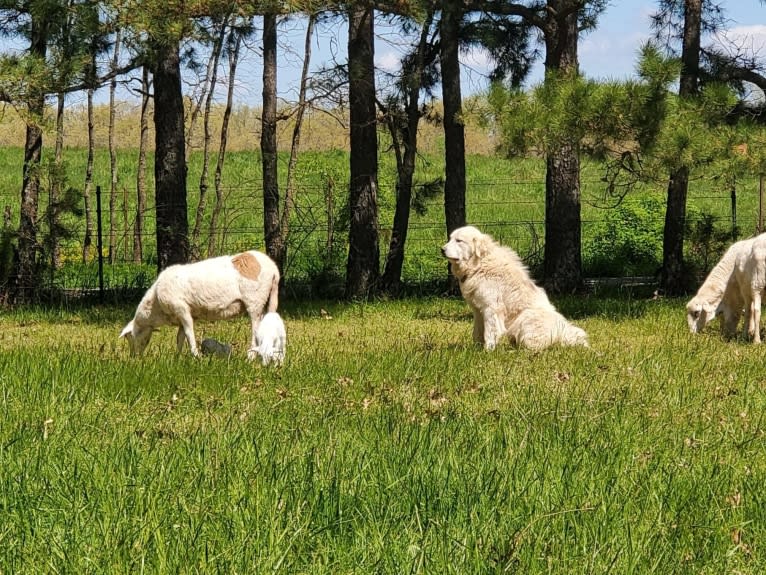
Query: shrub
583,196,665,277
684,210,737,284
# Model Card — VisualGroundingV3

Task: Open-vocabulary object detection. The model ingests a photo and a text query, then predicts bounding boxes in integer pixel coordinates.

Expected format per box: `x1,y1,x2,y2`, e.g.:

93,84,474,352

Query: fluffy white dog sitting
253,312,287,365
441,225,588,351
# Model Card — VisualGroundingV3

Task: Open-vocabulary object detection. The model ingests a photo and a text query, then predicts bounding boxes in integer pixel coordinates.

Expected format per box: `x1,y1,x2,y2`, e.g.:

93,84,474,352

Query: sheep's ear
703,302,718,316
119,321,134,338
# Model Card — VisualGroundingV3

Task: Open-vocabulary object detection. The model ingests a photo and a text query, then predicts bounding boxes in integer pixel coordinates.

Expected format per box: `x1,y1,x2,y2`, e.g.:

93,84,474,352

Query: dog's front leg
482,310,502,350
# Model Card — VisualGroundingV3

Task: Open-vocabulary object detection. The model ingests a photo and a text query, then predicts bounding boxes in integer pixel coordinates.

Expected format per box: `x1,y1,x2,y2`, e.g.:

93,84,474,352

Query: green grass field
1,295,764,573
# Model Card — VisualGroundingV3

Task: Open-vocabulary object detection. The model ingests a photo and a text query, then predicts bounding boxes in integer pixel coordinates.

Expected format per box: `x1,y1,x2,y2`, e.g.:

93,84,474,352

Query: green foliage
583,196,665,277
0,53,50,107
38,160,84,263
684,209,737,280
488,43,759,197
411,177,443,217
488,48,680,162
0,226,15,291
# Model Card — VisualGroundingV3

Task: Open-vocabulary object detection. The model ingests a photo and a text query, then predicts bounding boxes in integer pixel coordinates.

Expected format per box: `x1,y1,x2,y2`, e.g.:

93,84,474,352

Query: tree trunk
192,20,226,258
440,0,466,238
544,141,581,293
83,86,95,262
662,0,701,295
281,14,316,277
382,13,434,294
542,1,582,294
134,66,150,263
50,93,65,271
17,17,47,300
186,19,223,156
108,30,121,264
152,41,189,271
345,4,380,299
381,145,415,295
262,12,284,270
663,166,690,292
208,30,241,257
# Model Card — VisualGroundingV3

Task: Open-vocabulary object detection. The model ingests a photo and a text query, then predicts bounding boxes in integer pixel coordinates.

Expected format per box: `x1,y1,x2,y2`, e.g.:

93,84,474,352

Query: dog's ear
472,235,485,259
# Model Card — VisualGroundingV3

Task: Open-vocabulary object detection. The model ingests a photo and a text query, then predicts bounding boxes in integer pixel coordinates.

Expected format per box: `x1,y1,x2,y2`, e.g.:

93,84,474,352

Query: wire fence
1,174,763,300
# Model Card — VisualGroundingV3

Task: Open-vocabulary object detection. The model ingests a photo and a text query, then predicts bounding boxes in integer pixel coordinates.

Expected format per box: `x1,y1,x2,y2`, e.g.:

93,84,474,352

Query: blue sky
3,1,764,106
267,1,766,106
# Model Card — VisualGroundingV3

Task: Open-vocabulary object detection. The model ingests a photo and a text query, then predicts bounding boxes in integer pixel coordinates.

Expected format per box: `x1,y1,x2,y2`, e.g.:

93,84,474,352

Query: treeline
0,0,765,303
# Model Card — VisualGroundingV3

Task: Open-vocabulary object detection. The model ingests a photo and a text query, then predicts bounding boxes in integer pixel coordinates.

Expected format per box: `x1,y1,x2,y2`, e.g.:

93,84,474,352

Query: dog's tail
266,271,280,314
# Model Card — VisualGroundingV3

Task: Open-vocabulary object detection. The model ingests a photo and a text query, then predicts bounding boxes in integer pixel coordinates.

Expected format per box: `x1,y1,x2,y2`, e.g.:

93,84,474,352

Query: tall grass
1,296,764,573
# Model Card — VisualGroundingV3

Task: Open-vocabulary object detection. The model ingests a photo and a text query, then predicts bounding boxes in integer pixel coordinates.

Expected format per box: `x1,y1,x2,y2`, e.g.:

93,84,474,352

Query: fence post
96,185,104,303
760,174,765,234
731,179,737,241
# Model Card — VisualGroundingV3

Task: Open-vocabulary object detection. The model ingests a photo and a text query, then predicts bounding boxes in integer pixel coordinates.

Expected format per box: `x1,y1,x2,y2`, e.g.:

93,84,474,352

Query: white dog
441,225,588,350
253,312,286,365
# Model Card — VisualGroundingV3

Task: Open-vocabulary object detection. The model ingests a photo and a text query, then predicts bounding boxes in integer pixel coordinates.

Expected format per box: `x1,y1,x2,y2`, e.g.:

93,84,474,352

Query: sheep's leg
743,295,753,340
176,327,186,352
753,291,763,344
722,308,740,338
177,312,199,356
746,296,757,340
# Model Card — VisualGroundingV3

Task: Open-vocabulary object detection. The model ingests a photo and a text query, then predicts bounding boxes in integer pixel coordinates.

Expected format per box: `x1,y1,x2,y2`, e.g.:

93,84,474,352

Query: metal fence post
96,185,104,303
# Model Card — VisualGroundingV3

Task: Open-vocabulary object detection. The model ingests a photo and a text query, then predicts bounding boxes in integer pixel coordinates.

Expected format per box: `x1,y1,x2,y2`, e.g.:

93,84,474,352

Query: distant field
0,296,764,573
0,142,760,291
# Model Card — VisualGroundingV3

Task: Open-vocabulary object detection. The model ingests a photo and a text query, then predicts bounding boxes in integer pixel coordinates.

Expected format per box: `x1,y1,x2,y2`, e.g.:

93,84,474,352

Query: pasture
0,144,759,292
1,295,764,573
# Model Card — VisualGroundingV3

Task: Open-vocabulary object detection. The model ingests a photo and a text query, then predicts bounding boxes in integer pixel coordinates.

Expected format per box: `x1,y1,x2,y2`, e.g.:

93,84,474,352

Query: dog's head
686,297,718,334
441,226,492,267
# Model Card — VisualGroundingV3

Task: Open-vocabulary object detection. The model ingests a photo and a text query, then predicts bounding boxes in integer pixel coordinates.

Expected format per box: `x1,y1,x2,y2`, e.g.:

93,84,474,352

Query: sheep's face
686,299,717,333
119,320,153,355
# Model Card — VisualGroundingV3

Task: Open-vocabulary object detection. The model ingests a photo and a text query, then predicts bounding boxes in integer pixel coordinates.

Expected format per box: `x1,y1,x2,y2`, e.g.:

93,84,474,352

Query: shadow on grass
3,285,672,328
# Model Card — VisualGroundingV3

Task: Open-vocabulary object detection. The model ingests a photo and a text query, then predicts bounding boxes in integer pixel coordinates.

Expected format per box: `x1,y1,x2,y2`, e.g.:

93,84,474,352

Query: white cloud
461,47,491,71
375,51,401,74
713,25,766,55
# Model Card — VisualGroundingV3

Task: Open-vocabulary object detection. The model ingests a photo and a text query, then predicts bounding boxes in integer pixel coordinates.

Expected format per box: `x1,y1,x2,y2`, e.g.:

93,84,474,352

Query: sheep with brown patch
120,250,279,359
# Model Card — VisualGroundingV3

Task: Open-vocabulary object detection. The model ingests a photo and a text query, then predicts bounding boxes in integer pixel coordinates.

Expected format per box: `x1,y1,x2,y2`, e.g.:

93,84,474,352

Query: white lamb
119,250,279,359
254,312,287,366
734,234,766,343
686,238,753,336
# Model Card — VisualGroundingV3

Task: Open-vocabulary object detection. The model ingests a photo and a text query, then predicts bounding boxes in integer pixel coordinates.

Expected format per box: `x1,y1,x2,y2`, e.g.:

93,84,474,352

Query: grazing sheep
253,312,287,366
734,234,766,343
120,250,279,358
686,238,753,336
